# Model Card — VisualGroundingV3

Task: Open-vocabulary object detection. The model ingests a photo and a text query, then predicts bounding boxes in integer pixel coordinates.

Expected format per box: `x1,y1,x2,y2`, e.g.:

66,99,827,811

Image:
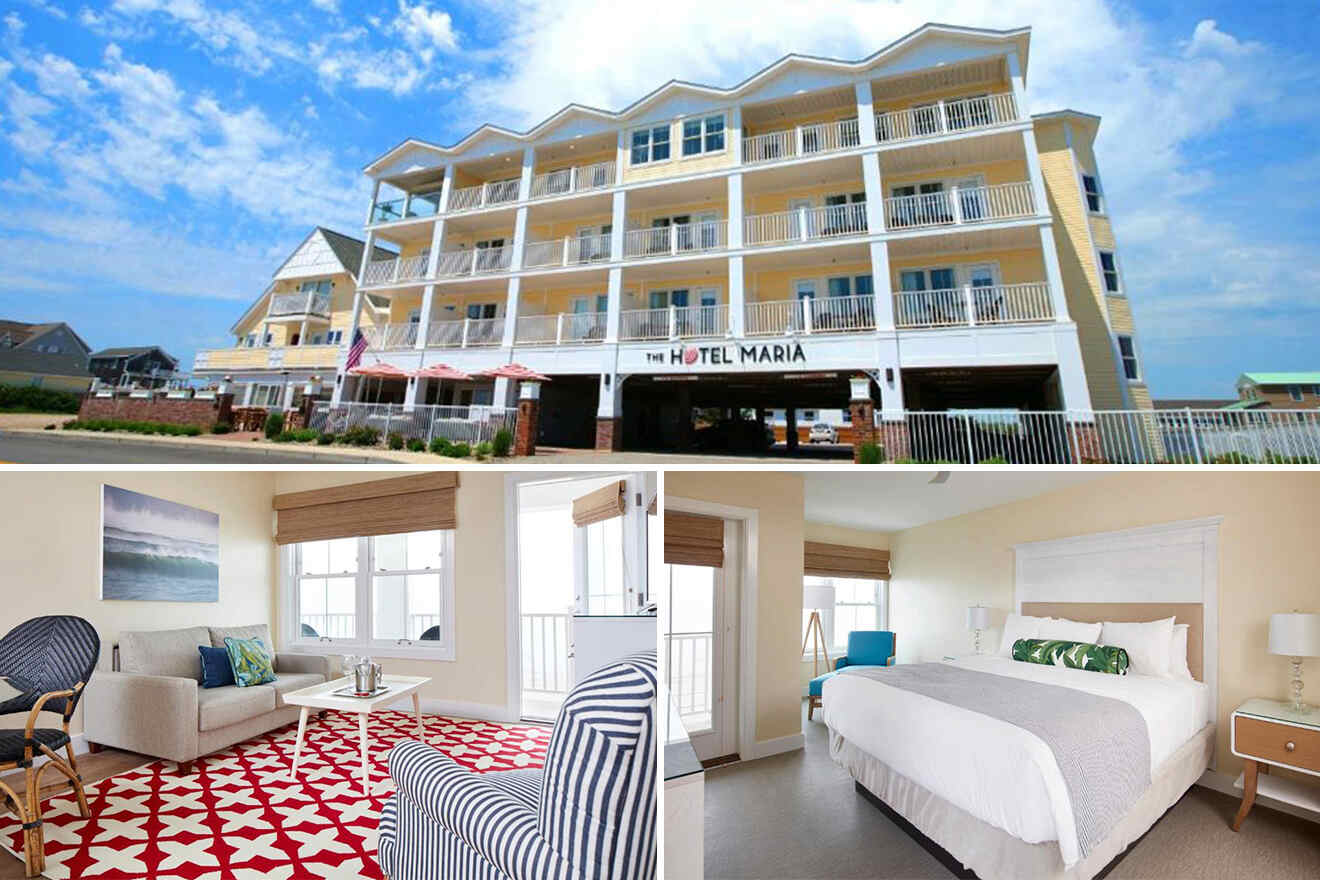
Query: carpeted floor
703,701,1320,879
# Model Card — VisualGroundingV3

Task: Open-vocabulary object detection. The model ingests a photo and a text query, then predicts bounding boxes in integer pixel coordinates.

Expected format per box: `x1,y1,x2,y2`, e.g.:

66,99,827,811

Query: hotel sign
645,342,808,368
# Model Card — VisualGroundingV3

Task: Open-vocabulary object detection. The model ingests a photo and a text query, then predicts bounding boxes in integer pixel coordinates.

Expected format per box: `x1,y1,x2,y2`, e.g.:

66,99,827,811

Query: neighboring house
1151,398,1239,411
0,320,93,392
1234,372,1320,410
192,227,395,408
88,346,180,388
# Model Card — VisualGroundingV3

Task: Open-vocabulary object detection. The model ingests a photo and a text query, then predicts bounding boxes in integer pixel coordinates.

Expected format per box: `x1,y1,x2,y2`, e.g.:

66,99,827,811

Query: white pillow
1168,624,1193,680
1100,617,1176,677
1037,617,1103,645
999,613,1050,656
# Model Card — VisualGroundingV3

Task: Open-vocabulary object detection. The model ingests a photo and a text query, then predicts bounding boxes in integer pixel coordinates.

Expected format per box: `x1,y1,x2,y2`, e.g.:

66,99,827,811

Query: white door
788,197,813,239
955,174,987,221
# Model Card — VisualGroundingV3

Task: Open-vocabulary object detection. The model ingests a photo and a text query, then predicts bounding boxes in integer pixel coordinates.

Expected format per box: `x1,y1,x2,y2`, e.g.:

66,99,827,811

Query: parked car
809,422,838,444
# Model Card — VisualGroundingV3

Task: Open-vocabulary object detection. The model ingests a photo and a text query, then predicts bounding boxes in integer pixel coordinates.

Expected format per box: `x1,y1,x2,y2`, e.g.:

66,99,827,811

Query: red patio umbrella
475,363,551,382
413,363,472,381
348,361,410,377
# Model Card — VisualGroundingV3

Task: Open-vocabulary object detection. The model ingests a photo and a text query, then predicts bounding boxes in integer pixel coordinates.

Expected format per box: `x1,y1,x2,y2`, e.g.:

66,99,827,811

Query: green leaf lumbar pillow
1012,638,1129,675
224,636,278,687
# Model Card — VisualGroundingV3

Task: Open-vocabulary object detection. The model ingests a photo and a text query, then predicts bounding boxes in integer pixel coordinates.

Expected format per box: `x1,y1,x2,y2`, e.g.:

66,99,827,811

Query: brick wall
79,393,233,428
595,417,622,451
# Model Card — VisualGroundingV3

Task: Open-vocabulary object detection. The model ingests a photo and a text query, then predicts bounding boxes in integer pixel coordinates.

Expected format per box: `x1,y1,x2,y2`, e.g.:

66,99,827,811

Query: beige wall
271,470,510,715
889,471,1320,773
665,471,805,745
0,471,277,737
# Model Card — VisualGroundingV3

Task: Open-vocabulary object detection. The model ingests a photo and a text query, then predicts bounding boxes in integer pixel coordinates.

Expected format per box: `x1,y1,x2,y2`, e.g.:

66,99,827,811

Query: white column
511,206,530,270
860,151,886,233
1039,225,1072,321
730,104,744,165
242,383,255,406
501,277,522,347
1021,129,1050,221
854,80,878,147
868,241,895,331
493,376,517,408
1052,324,1095,414
728,255,745,337
405,375,426,408
726,172,743,248
518,146,535,202
365,179,381,227
596,372,622,419
609,190,627,260
604,268,624,343
414,285,436,350
876,339,905,415
297,318,308,346
615,130,627,185
281,380,296,410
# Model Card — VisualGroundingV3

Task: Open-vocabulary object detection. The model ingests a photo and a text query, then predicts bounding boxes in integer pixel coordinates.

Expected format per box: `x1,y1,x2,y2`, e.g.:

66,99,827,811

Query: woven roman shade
273,473,460,545
664,511,724,567
572,480,626,527
804,541,891,579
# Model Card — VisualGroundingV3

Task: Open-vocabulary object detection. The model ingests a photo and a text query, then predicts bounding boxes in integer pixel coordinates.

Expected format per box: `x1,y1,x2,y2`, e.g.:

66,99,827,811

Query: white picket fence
309,402,517,447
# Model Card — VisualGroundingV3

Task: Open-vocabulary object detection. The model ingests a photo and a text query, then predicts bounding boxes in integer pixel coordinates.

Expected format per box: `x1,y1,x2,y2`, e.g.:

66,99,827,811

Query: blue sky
1,0,1316,398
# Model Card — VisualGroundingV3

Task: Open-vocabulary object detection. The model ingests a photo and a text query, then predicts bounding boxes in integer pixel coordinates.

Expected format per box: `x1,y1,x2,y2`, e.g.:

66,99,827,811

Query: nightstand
1230,698,1320,831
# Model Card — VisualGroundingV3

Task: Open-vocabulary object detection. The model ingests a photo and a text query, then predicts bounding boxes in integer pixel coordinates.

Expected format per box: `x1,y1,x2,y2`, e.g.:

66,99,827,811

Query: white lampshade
803,583,835,611
1268,613,1320,657
967,605,991,631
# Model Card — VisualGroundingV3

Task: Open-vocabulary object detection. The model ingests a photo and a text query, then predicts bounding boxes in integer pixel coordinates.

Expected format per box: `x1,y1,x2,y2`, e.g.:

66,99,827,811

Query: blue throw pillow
199,645,235,688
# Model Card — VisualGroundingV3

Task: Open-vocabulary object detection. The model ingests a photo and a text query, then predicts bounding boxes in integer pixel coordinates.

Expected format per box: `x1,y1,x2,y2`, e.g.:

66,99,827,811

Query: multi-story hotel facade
196,23,1151,452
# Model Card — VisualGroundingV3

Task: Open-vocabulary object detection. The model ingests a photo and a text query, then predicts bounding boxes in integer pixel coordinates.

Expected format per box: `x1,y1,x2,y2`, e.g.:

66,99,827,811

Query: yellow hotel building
195,23,1151,451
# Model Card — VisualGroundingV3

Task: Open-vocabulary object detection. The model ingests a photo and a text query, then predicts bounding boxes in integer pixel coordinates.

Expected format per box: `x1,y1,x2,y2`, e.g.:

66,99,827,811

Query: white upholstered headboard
1013,516,1221,727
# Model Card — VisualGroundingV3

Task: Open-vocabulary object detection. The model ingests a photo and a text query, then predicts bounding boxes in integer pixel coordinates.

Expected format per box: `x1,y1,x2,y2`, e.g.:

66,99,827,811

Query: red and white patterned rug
1,710,551,879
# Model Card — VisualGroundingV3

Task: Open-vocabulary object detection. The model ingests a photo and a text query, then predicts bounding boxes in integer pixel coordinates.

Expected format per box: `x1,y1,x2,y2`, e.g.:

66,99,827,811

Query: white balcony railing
741,118,862,165
743,202,869,247
364,318,503,350
447,178,521,212
362,254,429,287
529,160,616,199
268,291,331,318
874,92,1020,144
522,612,571,696
514,311,608,346
434,246,515,278
883,181,1035,230
623,220,727,259
744,294,876,337
522,233,613,269
619,304,728,341
893,283,1054,329
666,631,713,730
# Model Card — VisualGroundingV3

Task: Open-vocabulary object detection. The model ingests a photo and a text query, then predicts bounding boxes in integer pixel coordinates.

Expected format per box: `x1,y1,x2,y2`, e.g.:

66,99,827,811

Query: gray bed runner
839,663,1150,860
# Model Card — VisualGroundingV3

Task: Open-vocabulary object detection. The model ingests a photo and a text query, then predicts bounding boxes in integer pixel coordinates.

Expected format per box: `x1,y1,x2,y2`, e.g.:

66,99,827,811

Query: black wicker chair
0,615,100,877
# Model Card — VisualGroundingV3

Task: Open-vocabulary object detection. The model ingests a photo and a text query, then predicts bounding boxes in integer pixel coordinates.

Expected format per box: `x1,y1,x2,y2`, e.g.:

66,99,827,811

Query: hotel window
1082,174,1104,213
802,575,888,654
631,124,671,164
1099,251,1121,293
467,303,498,320
1289,385,1304,402
1117,335,1140,381
243,333,256,348
299,279,333,296
326,329,343,345
682,114,725,156
289,530,455,655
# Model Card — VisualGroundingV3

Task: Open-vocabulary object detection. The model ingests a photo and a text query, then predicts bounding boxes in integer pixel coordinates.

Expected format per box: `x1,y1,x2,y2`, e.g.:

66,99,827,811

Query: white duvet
821,655,1208,867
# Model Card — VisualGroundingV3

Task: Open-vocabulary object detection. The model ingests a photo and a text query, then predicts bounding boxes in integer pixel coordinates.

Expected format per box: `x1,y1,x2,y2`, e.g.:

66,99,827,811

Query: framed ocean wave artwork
100,484,220,602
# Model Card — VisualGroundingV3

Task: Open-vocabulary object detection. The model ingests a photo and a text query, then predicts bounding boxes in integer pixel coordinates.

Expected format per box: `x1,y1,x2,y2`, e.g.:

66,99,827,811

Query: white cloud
310,0,338,12
107,0,301,74
24,0,68,21
390,1,458,54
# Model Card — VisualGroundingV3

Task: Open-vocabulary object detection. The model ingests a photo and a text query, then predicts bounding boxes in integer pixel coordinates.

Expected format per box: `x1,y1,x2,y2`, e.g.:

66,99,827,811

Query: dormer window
630,125,671,164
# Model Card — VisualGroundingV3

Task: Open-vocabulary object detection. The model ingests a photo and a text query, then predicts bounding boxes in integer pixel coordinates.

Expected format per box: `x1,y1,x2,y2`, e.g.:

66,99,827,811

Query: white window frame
1116,334,1141,382
1099,250,1122,295
326,329,343,345
681,113,727,158
630,123,672,165
802,575,889,656
299,279,333,296
282,531,457,661
573,517,633,615
1081,173,1105,214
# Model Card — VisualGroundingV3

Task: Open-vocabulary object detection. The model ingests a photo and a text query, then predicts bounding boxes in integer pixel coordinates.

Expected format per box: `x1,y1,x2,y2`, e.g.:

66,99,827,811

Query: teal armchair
807,630,895,720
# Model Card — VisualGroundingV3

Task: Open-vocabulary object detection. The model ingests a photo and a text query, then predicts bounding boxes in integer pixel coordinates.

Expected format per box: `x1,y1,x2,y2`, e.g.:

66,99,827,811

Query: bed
823,519,1222,880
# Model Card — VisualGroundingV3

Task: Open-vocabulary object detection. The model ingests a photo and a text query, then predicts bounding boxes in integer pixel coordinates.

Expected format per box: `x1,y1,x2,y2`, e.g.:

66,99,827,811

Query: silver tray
332,684,391,699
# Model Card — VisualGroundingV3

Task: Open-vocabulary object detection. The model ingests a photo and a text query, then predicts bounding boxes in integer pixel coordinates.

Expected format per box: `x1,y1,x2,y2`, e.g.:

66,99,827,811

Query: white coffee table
283,673,432,795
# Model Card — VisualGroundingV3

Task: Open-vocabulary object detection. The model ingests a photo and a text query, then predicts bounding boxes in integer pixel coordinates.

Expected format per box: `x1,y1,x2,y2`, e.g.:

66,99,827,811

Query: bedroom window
802,575,888,654
579,516,628,614
287,529,456,658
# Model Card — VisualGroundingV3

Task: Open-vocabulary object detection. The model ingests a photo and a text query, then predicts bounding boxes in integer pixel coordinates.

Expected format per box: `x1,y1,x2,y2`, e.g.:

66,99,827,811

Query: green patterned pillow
1012,638,1129,675
224,636,277,687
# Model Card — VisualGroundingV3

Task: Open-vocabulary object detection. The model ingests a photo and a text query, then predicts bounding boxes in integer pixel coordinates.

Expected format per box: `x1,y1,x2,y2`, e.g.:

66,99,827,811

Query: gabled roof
0,320,92,354
90,346,179,366
1237,372,1320,386
1151,398,1238,410
366,22,1031,173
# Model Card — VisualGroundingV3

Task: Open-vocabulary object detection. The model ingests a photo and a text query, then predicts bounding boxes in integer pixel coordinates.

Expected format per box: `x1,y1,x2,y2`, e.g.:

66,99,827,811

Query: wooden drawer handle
1285,741,1296,752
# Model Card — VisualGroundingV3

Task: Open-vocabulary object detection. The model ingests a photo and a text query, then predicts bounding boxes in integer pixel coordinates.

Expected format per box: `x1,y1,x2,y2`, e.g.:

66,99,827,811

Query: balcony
193,344,340,371
623,220,728,260
514,311,608,346
875,92,1021,144
363,318,504,350
447,178,520,213
744,294,876,337
666,631,713,733
742,118,861,165
883,181,1035,231
267,291,331,319
620,305,728,341
362,246,514,287
893,283,1054,328
522,233,612,270
371,189,445,224
743,202,868,247
529,160,616,199
522,612,571,720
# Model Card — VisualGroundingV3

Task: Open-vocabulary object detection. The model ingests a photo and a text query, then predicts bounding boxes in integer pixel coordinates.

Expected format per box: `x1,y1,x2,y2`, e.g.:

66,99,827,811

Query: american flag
345,328,367,371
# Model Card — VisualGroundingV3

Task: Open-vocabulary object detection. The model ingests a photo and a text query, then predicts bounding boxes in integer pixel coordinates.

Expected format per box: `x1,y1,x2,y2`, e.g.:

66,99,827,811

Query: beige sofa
82,624,333,771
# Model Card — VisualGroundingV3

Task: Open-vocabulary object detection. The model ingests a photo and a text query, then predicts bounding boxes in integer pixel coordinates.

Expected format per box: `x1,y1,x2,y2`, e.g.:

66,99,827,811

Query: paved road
0,432,382,464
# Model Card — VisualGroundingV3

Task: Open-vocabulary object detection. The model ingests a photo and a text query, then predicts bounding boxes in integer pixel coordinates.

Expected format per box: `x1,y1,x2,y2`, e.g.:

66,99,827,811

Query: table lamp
966,605,991,655
1268,612,1320,712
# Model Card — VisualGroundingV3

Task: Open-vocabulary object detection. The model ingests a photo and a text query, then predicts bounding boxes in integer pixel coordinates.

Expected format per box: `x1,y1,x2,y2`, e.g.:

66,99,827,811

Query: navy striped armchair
379,651,657,880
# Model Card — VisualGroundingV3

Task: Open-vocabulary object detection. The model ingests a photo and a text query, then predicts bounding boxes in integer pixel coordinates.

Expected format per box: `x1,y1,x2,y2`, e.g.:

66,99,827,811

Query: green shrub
1264,451,1317,464
492,428,513,457
475,441,493,460
856,442,884,464
0,383,81,413
317,432,335,445
407,437,426,452
62,418,79,429
288,428,319,442
182,425,202,436
273,431,297,443
387,432,405,450
448,441,471,458
263,411,285,439
60,418,211,437
1211,451,1254,464
211,422,232,434
429,437,451,455
978,455,1008,464
340,425,380,447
